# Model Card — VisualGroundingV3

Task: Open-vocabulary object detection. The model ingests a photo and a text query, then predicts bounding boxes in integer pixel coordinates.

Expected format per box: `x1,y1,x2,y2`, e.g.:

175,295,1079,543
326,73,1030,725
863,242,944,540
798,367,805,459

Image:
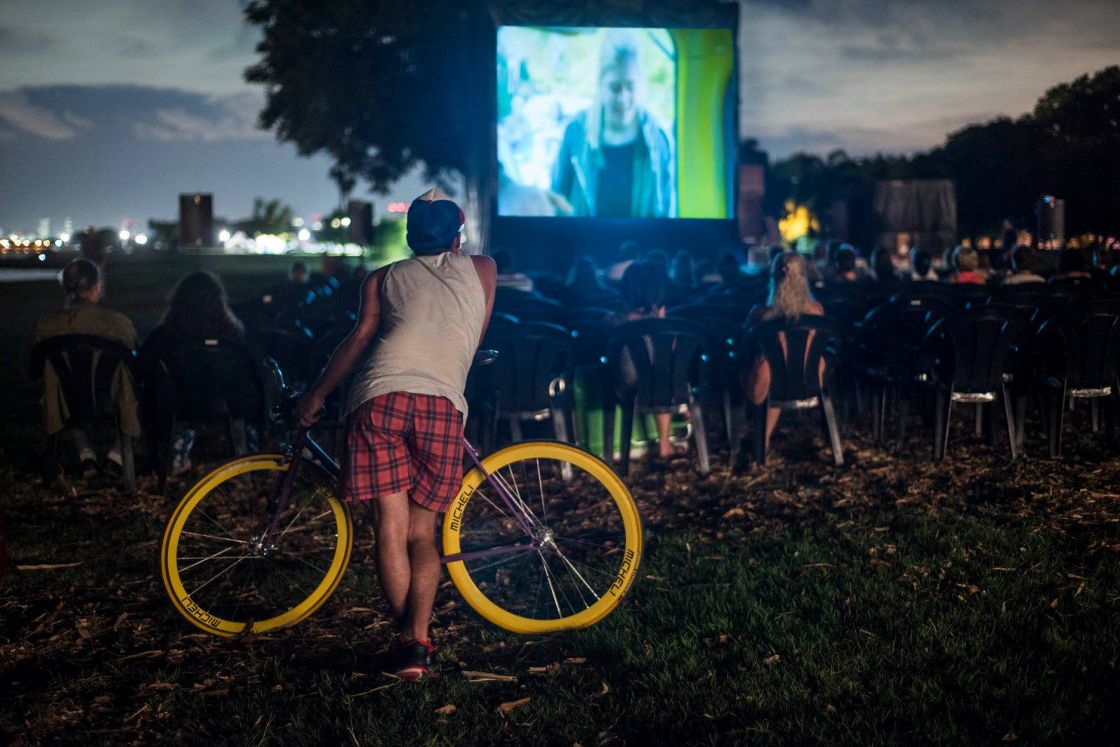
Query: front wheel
161,454,353,637
443,441,642,634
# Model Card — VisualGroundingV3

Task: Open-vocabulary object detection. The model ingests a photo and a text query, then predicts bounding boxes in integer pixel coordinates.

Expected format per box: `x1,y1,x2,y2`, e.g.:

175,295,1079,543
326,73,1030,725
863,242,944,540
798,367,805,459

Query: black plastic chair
892,283,964,309
484,321,577,446
557,287,627,312
922,306,1027,460
297,303,356,340
29,334,138,491
493,288,568,326
140,335,265,493
945,283,992,308
1036,310,1120,456
603,318,713,476
246,320,315,388
668,303,745,449
567,308,616,372
741,315,845,466
859,294,955,446
994,291,1068,331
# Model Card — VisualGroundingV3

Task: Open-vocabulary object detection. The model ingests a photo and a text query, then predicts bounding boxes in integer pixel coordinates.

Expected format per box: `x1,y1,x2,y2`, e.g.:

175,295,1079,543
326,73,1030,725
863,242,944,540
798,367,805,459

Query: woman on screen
550,30,674,219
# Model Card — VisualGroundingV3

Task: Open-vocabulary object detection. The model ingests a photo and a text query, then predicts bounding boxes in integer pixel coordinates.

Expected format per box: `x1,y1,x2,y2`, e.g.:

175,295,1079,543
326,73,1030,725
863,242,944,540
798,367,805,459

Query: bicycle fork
253,432,309,554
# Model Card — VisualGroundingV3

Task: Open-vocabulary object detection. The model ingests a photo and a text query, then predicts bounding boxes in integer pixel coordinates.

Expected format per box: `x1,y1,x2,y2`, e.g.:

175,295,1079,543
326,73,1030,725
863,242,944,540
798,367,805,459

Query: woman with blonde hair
743,251,825,453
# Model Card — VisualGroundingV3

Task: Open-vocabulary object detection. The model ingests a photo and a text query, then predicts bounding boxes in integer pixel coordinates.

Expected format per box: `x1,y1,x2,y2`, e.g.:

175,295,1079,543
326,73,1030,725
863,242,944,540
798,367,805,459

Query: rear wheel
442,441,642,633
161,454,352,637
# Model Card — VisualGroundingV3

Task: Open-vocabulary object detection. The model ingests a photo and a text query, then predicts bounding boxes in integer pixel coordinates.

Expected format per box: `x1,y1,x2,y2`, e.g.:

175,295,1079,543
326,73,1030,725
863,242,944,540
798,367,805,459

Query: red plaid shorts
342,392,464,512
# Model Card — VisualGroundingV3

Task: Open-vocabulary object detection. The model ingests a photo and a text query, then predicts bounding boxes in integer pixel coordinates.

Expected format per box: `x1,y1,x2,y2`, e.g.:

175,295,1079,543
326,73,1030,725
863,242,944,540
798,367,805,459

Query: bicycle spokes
452,455,632,622
164,460,351,634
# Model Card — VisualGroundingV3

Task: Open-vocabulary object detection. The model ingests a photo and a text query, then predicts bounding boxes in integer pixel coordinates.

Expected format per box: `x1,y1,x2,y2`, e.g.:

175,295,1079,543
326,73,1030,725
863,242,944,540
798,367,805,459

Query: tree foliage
235,197,295,236
244,0,488,197
767,66,1120,237
242,4,1118,238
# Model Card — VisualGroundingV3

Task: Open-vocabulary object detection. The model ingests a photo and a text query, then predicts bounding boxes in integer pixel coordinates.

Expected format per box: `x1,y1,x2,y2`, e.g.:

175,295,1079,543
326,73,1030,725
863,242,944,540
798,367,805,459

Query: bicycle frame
257,429,541,566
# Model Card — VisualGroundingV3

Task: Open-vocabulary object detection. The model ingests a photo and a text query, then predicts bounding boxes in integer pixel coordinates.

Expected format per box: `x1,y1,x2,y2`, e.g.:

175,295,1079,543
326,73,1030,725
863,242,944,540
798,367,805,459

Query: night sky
1,0,1117,232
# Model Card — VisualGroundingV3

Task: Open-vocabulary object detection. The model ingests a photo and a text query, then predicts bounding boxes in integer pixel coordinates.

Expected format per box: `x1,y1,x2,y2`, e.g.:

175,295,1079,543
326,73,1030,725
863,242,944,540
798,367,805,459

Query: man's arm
471,254,497,346
296,266,387,426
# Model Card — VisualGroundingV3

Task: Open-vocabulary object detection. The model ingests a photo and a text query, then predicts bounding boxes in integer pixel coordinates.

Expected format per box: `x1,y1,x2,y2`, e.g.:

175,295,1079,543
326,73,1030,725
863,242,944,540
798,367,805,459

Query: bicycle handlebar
272,350,499,429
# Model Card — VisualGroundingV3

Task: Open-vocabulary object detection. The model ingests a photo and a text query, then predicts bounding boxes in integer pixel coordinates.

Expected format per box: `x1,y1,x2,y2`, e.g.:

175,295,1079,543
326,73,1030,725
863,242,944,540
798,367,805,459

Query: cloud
0,24,57,54
0,90,84,139
839,45,950,63
134,102,268,142
0,84,269,143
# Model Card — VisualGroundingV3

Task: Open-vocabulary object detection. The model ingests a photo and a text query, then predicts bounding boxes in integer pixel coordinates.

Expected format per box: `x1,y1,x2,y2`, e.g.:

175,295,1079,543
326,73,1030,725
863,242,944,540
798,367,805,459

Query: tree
236,197,295,236
244,0,490,196
765,66,1120,238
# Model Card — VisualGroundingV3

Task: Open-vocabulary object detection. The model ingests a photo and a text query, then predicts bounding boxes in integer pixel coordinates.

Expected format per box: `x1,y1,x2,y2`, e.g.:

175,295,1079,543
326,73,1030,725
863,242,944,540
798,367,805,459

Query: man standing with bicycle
297,189,496,680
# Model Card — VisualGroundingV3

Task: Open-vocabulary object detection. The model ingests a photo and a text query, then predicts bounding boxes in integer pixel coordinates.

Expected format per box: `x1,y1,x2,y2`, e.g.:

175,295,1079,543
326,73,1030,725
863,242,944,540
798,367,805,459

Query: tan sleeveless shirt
347,252,486,417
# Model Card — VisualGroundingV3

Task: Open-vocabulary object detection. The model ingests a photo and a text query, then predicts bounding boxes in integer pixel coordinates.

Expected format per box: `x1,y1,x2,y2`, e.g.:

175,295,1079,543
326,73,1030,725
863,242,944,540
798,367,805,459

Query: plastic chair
892,283,963,309
741,315,845,466
922,306,1027,460
668,304,745,449
493,288,568,326
297,303,356,340
246,320,315,388
29,334,138,492
139,335,265,493
603,318,713,476
484,321,577,446
859,294,955,446
1036,310,1120,456
567,308,616,371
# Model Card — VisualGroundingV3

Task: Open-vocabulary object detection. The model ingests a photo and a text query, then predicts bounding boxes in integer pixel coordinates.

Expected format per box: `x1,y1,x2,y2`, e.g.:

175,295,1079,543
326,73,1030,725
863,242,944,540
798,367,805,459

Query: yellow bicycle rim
442,441,642,633
161,454,353,637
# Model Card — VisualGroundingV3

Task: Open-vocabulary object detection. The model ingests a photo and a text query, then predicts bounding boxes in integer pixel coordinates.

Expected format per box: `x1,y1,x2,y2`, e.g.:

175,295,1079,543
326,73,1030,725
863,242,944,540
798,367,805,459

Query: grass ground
1,255,1118,745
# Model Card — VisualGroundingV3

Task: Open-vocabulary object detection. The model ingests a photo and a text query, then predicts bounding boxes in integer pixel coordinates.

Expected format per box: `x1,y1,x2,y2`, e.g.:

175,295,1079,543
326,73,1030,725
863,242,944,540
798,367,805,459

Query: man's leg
373,489,411,623
402,501,440,642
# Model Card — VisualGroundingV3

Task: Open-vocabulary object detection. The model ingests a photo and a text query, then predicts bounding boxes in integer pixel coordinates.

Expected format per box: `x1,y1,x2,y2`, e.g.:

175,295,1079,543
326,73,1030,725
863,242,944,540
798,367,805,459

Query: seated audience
334,263,369,312
556,255,611,307
142,271,249,474
1001,245,1045,286
949,245,985,285
743,252,825,453
870,247,899,283
493,250,534,292
606,240,641,282
34,258,139,476
1054,248,1093,281
830,245,861,283
710,250,746,292
645,250,691,307
808,241,832,284
908,247,937,281
669,249,697,290
608,261,679,459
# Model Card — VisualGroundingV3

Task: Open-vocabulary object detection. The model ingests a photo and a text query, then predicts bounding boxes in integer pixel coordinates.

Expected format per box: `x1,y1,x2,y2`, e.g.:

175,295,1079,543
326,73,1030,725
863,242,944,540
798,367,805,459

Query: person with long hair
743,252,825,454
551,30,673,218
161,271,245,342
141,271,247,475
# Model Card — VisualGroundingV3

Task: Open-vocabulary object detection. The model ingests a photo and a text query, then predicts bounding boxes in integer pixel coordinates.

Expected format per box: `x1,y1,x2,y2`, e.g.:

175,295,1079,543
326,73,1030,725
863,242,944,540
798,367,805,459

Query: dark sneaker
382,638,434,681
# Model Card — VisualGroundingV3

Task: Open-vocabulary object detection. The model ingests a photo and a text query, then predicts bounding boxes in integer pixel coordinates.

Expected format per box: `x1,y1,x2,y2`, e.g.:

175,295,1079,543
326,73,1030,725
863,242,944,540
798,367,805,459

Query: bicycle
160,360,643,638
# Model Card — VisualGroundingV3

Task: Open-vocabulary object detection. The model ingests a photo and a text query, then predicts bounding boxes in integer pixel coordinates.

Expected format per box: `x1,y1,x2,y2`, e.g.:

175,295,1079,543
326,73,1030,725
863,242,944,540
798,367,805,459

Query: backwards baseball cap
406,187,465,252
